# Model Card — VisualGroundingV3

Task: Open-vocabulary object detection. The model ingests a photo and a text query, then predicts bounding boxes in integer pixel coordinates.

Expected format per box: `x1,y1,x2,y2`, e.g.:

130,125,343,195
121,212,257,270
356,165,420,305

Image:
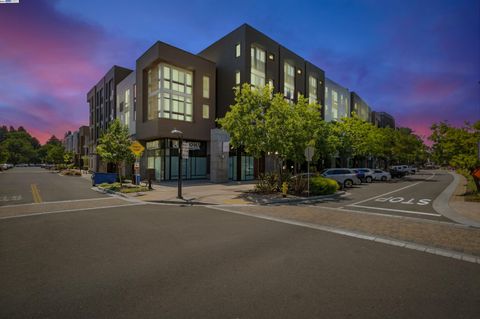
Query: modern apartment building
116,72,136,138
78,126,89,168
198,24,325,180
371,111,395,128
87,65,133,172
324,77,350,122
135,41,216,181
86,23,396,180
350,92,371,122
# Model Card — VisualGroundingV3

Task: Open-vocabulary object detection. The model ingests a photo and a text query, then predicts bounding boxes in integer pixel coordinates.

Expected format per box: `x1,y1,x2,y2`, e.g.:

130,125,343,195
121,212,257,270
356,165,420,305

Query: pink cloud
0,0,140,144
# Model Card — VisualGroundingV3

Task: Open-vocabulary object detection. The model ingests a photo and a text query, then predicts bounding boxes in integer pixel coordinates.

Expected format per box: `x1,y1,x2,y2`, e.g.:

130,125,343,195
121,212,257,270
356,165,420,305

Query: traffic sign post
182,142,189,159
129,141,145,156
129,141,144,185
304,146,315,197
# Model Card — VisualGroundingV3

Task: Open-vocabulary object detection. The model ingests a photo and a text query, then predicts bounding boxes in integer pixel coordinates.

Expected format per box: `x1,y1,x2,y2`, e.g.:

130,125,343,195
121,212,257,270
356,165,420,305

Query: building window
250,45,266,88
202,105,209,119
235,43,241,57
147,63,193,122
284,62,295,101
124,89,130,127
308,76,317,104
133,84,137,121
332,90,339,120
235,71,241,85
203,76,210,99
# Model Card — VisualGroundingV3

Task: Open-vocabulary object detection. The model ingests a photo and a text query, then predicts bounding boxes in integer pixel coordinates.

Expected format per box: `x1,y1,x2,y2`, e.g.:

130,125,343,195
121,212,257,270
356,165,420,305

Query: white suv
320,168,362,188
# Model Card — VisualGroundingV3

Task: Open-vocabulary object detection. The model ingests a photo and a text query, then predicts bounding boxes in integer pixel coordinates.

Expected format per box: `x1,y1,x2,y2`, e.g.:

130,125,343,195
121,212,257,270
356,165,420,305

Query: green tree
430,121,480,190
45,144,65,164
64,151,74,166
217,83,270,158
0,144,8,164
329,115,374,166
0,133,36,164
219,85,327,173
96,119,134,185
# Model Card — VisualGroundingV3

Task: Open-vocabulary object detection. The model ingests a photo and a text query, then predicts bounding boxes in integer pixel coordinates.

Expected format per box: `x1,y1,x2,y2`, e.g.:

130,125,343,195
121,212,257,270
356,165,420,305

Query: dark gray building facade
199,24,325,180
87,65,132,172
135,42,216,181
372,111,395,128
350,91,371,122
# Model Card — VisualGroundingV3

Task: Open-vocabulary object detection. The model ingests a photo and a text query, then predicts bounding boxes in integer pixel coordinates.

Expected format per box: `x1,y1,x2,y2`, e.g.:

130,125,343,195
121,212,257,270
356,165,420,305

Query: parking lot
315,170,453,222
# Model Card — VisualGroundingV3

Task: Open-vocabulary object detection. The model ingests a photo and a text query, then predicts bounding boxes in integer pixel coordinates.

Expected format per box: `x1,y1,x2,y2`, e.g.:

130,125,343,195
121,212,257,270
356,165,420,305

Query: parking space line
349,173,436,206
349,204,442,217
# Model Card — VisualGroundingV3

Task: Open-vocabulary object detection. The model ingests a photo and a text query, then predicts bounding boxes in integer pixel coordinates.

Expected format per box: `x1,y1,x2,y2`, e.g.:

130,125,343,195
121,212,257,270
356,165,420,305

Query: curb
91,186,128,199
257,191,346,205
210,205,480,265
433,172,480,228
146,199,215,206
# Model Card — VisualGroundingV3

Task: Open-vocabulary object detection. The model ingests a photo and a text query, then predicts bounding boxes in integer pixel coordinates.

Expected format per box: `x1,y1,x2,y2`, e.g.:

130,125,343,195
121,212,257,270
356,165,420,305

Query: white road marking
349,204,441,217
349,172,436,206
208,205,479,264
0,203,146,220
0,196,115,208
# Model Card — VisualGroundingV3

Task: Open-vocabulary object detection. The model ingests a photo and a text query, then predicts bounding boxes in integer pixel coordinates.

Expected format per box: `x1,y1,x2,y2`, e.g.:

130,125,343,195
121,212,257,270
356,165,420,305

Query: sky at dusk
0,0,478,144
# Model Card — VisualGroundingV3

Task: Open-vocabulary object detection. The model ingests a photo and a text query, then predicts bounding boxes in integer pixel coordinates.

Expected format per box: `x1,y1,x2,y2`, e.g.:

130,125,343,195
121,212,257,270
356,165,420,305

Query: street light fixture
171,129,184,199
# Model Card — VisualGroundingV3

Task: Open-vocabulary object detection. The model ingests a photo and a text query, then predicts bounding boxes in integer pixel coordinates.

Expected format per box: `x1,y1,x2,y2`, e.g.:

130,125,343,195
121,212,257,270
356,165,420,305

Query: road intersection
1,167,479,318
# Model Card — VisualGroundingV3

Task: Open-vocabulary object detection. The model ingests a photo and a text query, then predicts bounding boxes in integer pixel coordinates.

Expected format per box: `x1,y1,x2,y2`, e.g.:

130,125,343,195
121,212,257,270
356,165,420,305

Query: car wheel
344,179,353,188
381,176,387,181
366,176,372,183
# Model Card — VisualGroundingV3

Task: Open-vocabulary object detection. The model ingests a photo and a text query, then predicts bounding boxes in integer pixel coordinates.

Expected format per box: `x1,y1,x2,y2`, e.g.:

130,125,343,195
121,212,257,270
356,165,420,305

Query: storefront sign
188,142,201,150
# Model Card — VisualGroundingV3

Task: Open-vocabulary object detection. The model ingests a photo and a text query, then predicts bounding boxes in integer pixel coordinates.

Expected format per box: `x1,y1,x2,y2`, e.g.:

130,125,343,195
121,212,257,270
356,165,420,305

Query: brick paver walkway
217,205,480,256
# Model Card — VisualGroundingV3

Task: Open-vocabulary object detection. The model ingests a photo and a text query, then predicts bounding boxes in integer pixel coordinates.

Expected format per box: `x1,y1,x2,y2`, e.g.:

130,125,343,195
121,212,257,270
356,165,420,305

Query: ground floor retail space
143,138,259,182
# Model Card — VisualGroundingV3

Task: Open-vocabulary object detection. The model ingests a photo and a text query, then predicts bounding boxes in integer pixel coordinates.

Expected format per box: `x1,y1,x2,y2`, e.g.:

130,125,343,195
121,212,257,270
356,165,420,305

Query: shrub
61,169,81,176
254,172,279,193
310,176,339,195
120,186,149,193
289,176,308,195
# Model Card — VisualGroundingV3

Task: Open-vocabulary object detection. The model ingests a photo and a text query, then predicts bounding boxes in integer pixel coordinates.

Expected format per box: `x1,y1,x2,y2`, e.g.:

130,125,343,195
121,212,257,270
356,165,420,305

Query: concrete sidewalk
127,180,256,205
449,172,480,223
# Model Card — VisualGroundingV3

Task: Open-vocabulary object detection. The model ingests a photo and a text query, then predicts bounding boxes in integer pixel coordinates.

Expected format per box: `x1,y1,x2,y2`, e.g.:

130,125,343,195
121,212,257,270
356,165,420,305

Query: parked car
390,165,409,174
354,168,375,183
389,166,407,178
320,168,362,188
371,169,391,181
408,166,417,174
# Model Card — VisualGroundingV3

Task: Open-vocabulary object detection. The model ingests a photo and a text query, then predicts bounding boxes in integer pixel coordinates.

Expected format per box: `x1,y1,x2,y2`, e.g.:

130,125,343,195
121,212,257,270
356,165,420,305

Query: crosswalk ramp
0,197,144,219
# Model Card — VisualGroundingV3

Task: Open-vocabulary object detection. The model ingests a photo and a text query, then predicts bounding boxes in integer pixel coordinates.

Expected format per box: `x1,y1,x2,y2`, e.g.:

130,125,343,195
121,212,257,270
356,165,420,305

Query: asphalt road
1,168,479,318
1,204,479,319
315,170,453,222
0,167,105,206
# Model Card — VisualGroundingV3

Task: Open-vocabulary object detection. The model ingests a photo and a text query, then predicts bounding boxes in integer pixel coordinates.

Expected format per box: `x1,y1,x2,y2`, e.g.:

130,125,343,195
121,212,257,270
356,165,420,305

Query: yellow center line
30,184,42,203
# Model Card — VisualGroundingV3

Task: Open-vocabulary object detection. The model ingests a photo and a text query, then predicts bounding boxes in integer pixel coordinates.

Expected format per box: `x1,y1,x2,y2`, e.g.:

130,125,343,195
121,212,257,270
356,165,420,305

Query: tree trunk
118,162,122,187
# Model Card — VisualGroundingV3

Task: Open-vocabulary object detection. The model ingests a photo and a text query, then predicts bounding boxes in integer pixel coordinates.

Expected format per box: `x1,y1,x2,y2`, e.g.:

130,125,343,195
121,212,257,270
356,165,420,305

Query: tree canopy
96,119,135,184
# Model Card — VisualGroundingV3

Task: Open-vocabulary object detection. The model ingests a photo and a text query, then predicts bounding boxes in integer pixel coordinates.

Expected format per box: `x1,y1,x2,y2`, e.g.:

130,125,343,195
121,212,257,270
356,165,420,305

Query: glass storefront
228,154,254,181
146,139,208,181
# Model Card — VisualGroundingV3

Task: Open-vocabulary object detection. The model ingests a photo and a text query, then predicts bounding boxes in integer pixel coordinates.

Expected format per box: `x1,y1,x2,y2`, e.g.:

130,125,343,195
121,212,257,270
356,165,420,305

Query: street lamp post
171,129,183,199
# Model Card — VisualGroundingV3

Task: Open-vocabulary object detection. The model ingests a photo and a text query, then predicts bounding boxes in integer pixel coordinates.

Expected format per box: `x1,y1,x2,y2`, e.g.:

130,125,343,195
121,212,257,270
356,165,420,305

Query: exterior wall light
297,69,302,75
268,54,274,60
